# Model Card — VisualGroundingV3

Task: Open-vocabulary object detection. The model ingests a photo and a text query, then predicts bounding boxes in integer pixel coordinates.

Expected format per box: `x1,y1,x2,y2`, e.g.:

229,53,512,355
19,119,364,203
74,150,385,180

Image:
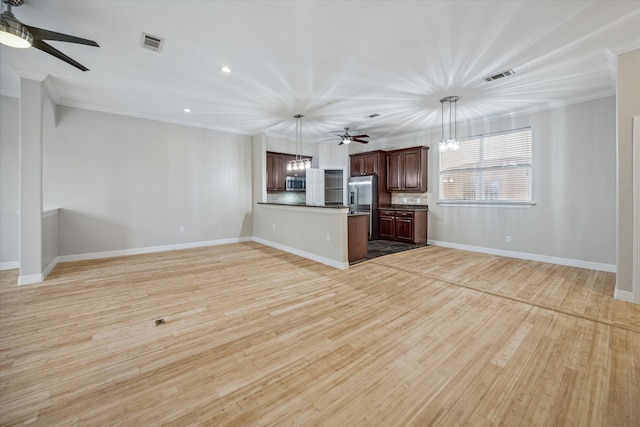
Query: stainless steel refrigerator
348,175,379,240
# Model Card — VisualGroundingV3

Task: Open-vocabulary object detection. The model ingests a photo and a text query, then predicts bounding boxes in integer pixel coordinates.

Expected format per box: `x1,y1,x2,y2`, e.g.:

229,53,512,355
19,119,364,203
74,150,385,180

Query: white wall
371,96,617,268
42,106,253,257
0,96,19,267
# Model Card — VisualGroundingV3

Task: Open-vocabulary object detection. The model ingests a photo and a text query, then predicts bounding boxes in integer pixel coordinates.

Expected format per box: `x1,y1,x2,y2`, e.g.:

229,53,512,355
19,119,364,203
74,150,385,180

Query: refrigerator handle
349,191,355,205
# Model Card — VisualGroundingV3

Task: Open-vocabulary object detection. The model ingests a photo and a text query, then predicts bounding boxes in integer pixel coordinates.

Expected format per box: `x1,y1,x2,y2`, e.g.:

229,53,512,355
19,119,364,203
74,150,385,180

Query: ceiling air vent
366,113,380,119
141,33,164,52
484,69,515,82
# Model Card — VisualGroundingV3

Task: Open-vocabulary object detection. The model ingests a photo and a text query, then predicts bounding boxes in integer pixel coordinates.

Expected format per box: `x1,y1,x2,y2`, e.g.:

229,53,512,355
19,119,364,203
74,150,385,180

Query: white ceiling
1,0,639,142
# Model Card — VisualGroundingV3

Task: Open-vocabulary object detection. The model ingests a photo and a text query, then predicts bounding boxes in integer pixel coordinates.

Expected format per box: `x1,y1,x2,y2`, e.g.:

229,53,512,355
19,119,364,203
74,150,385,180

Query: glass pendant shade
440,96,460,153
287,114,306,172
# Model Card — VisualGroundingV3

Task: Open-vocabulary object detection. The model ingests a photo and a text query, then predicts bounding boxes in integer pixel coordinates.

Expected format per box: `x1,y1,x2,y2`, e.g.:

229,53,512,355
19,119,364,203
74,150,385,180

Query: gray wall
617,49,640,293
370,96,617,267
42,210,59,272
0,96,19,266
0,94,619,272
41,105,253,257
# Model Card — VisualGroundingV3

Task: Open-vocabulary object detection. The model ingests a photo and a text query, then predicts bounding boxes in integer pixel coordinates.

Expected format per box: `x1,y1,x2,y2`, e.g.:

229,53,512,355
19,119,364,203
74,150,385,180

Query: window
439,127,532,204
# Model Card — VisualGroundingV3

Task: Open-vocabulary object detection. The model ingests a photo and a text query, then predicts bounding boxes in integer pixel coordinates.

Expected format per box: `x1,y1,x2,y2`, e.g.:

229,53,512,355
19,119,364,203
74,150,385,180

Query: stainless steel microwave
286,175,306,191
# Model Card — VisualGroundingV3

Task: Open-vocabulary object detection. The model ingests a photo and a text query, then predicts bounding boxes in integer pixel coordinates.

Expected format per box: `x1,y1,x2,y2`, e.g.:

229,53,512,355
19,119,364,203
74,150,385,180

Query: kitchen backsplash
267,191,427,206
391,192,429,205
267,191,306,204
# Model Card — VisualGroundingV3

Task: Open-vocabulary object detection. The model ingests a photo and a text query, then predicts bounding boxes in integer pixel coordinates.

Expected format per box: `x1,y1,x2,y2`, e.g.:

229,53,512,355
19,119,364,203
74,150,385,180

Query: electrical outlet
272,223,276,230
179,226,185,233
326,234,330,242
403,197,408,203
416,198,420,204
506,235,512,243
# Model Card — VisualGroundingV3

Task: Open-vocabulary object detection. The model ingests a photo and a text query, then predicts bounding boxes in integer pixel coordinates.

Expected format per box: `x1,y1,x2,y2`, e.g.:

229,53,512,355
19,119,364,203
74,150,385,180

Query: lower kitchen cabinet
378,208,427,244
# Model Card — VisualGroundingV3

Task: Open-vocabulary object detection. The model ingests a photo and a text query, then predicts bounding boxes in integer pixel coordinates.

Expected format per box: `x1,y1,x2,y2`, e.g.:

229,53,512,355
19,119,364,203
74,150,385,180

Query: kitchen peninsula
253,202,350,269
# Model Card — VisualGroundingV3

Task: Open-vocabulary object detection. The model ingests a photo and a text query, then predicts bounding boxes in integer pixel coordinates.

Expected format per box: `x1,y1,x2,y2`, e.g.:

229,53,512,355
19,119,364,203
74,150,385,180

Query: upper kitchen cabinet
350,150,387,177
266,152,287,191
386,146,429,192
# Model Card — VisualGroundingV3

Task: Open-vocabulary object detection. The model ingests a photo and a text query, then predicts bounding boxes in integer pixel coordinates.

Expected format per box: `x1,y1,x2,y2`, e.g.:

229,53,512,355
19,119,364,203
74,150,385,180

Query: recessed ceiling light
183,108,191,113
221,66,232,73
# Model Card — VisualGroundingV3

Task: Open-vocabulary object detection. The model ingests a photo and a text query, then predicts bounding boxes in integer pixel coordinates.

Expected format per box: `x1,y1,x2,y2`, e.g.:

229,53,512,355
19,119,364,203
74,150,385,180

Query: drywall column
251,133,267,206
18,78,44,285
616,49,640,300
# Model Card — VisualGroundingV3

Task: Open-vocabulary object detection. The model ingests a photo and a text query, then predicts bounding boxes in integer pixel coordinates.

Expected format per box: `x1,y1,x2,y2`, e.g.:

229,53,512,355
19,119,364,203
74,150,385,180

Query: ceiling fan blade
353,139,369,144
25,25,99,47
351,134,369,139
31,39,89,71
338,141,344,146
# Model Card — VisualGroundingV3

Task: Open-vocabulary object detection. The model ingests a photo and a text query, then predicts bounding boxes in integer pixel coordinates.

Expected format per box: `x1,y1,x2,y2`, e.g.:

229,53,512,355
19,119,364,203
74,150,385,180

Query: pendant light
439,96,460,152
287,114,310,171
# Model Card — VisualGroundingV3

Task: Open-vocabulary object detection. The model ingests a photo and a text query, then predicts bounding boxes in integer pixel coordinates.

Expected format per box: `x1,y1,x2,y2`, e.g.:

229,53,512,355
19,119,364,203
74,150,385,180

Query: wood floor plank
1,242,638,426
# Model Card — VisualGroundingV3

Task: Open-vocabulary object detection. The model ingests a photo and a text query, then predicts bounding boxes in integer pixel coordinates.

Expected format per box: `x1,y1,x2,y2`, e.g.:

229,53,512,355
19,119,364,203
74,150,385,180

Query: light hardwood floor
1,242,638,426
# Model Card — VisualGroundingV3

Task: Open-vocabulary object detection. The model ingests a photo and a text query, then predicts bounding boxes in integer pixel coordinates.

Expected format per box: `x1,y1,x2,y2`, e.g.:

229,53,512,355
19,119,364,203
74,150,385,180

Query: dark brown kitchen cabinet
378,210,396,240
348,214,368,263
266,152,287,191
266,151,311,192
386,146,429,192
378,208,427,244
350,151,386,177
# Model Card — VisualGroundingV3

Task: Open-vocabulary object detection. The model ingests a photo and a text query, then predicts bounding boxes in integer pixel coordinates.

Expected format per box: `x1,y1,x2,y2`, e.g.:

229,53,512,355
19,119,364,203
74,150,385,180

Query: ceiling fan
330,127,369,145
0,0,99,71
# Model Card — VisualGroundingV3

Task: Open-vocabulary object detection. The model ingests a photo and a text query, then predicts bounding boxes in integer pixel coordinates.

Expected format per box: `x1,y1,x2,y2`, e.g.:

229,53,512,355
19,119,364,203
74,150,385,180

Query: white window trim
437,201,536,208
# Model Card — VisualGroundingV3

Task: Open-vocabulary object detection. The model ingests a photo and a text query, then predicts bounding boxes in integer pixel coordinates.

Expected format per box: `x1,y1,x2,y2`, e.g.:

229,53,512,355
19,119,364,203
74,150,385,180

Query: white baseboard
57,237,252,263
614,289,634,303
0,260,19,271
14,237,251,285
18,272,44,285
18,257,59,285
42,257,58,279
252,237,349,270
428,240,616,273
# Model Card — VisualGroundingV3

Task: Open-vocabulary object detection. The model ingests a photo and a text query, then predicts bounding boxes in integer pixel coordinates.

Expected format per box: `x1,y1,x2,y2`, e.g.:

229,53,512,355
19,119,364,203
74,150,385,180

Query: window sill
437,201,536,208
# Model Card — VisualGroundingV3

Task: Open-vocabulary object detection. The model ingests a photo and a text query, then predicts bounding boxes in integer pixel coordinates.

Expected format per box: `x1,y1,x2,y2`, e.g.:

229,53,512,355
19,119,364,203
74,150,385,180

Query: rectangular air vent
141,33,164,52
484,69,515,82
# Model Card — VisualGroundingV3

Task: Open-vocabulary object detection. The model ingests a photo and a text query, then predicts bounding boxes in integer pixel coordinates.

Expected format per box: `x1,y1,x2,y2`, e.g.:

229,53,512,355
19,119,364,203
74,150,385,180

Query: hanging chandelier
287,114,311,171
439,96,460,152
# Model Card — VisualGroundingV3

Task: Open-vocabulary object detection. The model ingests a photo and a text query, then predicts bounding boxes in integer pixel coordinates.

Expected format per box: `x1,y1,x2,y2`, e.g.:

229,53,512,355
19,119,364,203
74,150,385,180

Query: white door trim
633,116,640,304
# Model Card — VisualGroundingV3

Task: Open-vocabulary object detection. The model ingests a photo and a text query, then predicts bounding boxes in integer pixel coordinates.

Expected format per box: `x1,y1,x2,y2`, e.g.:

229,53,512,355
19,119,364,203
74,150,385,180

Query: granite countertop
258,202,349,209
380,204,429,211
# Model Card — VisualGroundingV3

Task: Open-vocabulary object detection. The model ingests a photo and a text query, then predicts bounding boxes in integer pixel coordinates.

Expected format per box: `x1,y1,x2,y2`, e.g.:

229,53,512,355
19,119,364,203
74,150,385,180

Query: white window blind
439,127,532,203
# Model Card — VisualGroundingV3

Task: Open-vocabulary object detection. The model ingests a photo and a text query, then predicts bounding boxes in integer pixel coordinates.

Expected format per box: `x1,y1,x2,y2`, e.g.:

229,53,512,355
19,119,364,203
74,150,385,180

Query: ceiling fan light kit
439,95,460,152
0,0,99,71
332,127,369,146
0,7,32,48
